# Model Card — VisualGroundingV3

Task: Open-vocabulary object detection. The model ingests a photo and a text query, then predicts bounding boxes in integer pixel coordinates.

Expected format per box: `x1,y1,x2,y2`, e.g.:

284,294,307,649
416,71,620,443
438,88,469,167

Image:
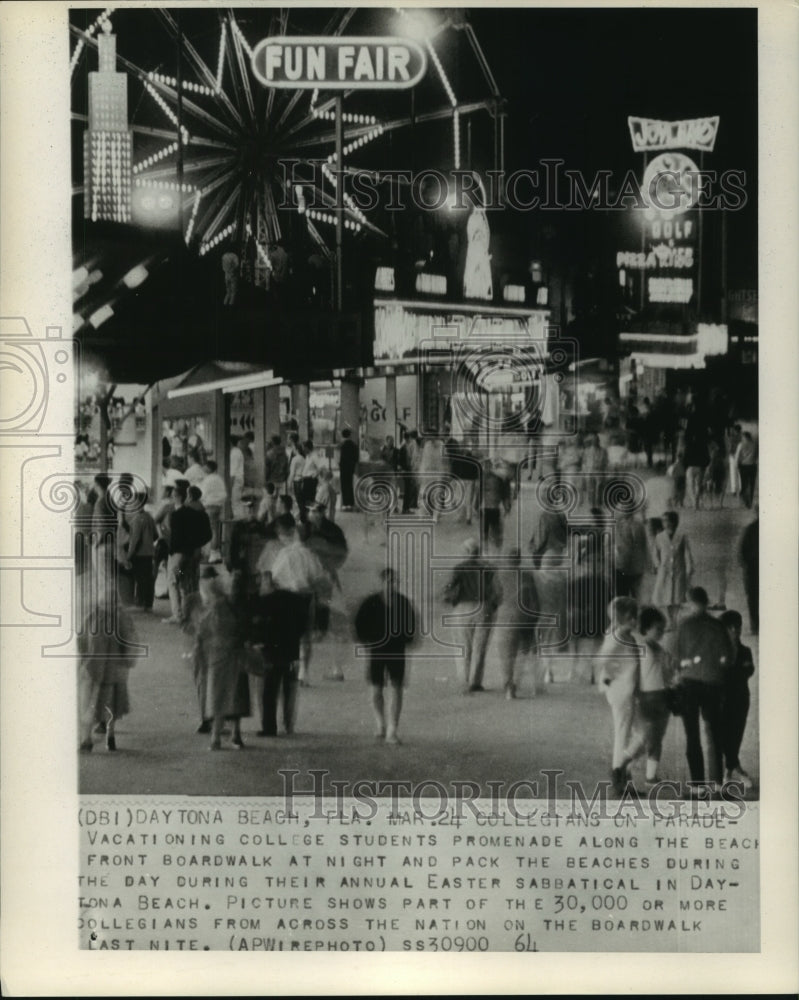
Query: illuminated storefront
354,290,554,458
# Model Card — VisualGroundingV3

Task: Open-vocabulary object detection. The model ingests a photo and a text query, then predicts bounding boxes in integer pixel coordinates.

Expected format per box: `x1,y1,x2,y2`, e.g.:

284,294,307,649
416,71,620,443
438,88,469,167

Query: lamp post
335,95,343,312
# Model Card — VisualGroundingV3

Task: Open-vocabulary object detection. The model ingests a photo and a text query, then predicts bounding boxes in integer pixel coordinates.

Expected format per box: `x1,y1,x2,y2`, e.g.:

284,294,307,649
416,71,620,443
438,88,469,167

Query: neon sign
628,116,719,153
617,246,694,270
251,37,427,89
647,277,693,304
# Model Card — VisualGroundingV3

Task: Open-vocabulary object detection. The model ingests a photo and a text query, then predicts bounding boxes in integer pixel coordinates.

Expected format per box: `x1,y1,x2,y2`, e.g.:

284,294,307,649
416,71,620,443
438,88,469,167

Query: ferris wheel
70,6,503,287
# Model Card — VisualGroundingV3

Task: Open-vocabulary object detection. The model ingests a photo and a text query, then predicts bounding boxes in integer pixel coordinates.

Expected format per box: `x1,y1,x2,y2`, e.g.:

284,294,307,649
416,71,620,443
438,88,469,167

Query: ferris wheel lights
395,8,436,43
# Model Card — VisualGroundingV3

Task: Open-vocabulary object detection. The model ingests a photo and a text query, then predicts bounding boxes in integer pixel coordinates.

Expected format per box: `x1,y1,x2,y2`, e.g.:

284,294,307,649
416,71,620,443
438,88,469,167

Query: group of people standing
599,588,755,796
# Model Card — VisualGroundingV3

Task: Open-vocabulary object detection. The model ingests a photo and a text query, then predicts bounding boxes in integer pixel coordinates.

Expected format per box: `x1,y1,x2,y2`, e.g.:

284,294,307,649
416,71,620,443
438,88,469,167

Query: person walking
443,538,503,694
719,609,756,789
163,482,209,625
338,428,359,511
250,571,306,737
498,549,543,699
125,491,157,612
191,566,250,750
477,457,512,553
651,511,694,630
611,606,678,788
735,432,758,509
673,587,734,789
229,436,246,519
265,435,290,497
684,431,709,510
400,430,421,513
78,597,137,753
724,424,742,498
286,439,306,515
270,514,331,686
200,460,227,564
595,596,640,796
614,509,649,600
355,568,418,744
739,513,759,635
299,440,324,520
380,435,401,513
581,433,608,508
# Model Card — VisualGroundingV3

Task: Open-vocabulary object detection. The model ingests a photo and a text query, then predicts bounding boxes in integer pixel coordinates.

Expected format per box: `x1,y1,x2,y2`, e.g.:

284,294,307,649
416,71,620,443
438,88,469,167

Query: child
614,607,677,786
315,466,338,522
595,596,639,796
719,610,755,789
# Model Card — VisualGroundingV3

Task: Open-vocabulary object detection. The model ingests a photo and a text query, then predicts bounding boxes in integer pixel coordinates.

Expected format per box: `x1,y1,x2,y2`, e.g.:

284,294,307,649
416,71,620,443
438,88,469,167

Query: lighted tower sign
83,22,132,222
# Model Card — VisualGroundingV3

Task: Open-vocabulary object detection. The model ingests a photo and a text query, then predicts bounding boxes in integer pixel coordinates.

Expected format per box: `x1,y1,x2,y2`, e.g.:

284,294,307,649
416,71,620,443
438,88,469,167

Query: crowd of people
76,384,758,789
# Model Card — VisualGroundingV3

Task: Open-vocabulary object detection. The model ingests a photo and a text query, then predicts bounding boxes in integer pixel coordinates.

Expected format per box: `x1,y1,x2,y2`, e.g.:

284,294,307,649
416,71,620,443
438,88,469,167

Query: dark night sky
72,6,758,291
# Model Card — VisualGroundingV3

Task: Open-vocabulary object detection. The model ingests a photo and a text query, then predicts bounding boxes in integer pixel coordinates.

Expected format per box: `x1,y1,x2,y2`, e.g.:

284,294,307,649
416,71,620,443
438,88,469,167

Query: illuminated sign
503,284,525,303
415,273,447,296
628,116,719,153
251,37,427,89
373,302,548,360
617,246,694,270
648,218,694,241
697,323,729,357
374,266,395,293
647,277,693,304
641,152,701,216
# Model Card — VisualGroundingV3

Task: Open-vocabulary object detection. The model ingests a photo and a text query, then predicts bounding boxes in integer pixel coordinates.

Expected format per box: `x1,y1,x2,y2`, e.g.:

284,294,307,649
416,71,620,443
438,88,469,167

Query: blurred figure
229,436,246,519
339,428,359,512
355,568,418,744
315,467,338,521
271,514,331,686
735,432,758,509
613,606,677,787
250,571,306,737
675,587,734,787
477,458,512,553
614,509,649,600
739,512,759,635
581,433,608,508
126,491,156,612
719,609,756,789
78,598,137,752
200,460,227,564
499,549,543,699
443,538,503,694
400,430,421,513
190,566,250,749
595,596,639,796
651,511,694,630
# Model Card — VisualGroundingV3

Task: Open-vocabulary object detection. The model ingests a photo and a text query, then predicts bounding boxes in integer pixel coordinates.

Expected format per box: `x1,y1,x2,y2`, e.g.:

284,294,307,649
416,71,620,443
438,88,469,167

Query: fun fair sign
628,116,720,154
251,37,427,89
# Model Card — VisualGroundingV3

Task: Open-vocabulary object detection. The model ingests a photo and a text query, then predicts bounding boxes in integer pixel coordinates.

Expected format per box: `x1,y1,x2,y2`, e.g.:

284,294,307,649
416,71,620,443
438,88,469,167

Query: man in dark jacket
719,609,756,789
675,586,734,787
163,482,211,623
355,568,417,744
251,572,307,736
